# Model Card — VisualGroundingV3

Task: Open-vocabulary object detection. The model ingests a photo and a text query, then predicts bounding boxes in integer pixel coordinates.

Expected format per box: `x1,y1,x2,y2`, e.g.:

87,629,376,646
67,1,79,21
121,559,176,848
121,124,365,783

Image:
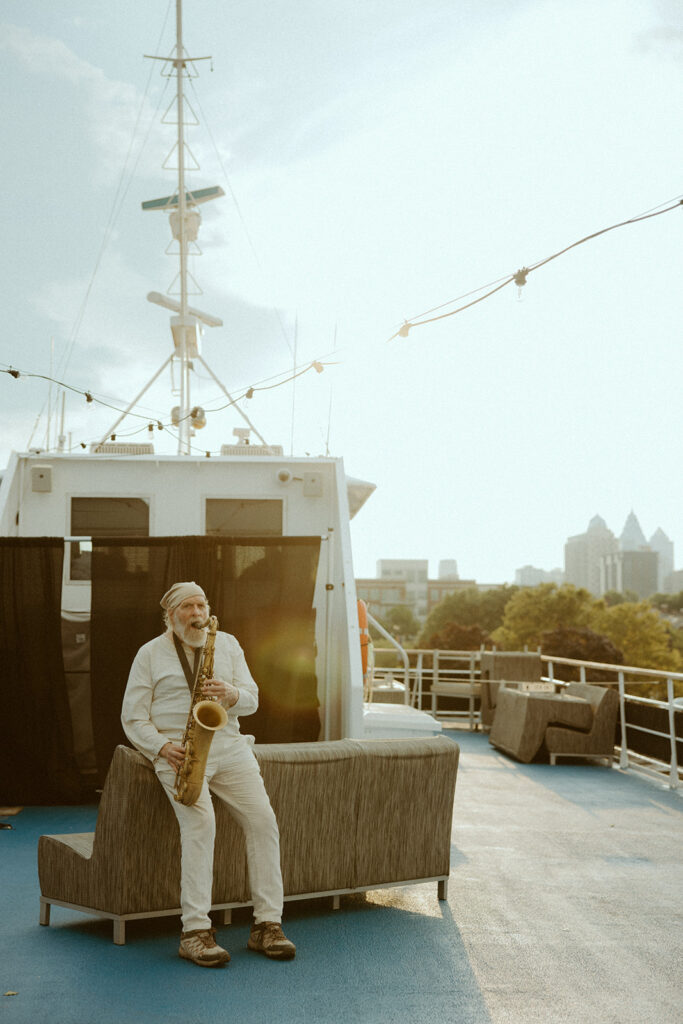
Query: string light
389,198,683,340
2,356,333,454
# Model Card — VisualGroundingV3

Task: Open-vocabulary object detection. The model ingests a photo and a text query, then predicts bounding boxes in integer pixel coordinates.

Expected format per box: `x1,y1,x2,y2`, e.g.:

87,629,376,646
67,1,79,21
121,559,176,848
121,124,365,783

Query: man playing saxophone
121,581,295,967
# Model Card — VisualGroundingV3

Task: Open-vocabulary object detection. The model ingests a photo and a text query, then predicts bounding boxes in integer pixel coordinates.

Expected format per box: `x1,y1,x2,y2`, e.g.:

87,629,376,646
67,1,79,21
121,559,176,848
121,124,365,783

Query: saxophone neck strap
172,632,203,693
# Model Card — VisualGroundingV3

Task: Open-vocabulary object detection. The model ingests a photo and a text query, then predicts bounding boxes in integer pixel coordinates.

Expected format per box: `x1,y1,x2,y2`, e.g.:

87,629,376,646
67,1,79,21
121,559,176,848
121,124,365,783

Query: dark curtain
0,539,81,804
90,536,321,784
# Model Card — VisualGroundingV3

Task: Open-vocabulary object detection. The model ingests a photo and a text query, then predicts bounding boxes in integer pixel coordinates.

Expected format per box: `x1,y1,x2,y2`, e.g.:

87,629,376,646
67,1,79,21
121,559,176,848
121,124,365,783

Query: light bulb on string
514,268,529,301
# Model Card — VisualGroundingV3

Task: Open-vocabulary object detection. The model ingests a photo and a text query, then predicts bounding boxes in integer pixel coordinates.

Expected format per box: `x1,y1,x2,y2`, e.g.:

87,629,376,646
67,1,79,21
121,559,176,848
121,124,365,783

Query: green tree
668,623,683,661
592,601,683,673
602,589,639,607
491,583,596,650
379,604,419,641
540,625,623,681
650,591,683,613
418,585,517,646
424,621,491,651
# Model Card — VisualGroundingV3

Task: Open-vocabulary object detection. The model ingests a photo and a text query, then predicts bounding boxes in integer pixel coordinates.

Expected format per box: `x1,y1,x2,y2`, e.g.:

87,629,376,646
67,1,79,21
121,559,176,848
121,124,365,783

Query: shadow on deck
1,729,681,1024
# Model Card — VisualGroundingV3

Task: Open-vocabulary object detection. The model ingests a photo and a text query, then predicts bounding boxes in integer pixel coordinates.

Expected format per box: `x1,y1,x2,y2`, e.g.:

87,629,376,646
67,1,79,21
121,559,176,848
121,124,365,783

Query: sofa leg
39,900,50,927
332,895,340,911
217,909,232,926
113,919,125,945
438,879,448,901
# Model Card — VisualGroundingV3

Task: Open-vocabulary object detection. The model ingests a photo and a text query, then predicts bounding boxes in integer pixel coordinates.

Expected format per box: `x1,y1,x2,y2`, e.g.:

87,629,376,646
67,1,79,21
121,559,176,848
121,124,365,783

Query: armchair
545,682,618,766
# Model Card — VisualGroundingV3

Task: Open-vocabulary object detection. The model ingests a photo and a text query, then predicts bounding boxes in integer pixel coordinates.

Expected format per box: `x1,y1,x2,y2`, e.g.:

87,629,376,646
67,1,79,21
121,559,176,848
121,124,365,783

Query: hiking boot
247,921,296,960
179,928,230,967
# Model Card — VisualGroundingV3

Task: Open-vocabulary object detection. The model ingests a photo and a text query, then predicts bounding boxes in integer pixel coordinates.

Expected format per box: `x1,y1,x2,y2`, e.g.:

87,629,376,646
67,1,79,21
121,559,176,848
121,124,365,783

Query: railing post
667,678,679,790
414,651,424,709
618,671,629,770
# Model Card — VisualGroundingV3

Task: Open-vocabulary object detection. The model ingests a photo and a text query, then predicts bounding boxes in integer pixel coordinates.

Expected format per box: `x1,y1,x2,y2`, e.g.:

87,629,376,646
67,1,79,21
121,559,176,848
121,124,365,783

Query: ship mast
99,0,267,453
174,0,191,454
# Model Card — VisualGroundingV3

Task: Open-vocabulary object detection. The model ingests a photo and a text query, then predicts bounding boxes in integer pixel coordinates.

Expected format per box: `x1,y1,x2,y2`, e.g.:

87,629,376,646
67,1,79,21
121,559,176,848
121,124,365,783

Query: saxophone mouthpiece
191,618,210,630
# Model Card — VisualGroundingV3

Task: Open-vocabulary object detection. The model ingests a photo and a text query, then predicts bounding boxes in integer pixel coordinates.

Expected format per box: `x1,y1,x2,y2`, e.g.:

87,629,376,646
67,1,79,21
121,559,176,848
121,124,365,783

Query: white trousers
155,738,284,933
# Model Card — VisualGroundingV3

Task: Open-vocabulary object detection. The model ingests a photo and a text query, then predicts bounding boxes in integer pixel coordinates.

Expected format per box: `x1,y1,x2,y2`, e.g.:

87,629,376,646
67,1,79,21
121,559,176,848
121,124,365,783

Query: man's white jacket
121,630,259,762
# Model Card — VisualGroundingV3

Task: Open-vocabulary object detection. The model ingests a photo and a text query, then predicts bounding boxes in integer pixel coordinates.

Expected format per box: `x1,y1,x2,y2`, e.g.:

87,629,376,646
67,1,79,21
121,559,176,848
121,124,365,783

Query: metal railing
367,643,483,728
542,654,682,789
365,612,411,703
366,640,683,788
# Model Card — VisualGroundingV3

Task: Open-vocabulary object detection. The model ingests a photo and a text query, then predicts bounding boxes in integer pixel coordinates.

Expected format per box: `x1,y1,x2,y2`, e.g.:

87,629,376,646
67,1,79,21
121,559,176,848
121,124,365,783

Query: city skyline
1,2,681,584
367,508,677,589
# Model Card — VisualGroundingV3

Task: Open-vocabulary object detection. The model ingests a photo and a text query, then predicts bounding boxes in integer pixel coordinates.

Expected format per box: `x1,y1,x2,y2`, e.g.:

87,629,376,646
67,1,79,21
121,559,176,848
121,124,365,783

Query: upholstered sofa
479,652,543,729
489,682,618,765
545,683,619,765
38,736,460,944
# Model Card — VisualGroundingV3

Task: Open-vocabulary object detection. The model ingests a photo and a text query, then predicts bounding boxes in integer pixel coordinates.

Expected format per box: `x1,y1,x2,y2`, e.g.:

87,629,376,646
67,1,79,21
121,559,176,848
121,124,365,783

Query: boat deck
2,729,681,1024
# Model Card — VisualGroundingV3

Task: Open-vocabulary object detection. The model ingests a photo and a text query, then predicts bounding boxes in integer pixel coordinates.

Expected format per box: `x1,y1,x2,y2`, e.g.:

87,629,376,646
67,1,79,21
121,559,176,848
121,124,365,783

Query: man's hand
159,741,186,773
201,677,239,707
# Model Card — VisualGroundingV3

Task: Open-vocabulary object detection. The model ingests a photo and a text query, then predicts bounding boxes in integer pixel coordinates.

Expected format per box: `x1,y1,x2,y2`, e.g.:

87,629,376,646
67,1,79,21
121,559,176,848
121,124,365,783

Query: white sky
1,0,681,582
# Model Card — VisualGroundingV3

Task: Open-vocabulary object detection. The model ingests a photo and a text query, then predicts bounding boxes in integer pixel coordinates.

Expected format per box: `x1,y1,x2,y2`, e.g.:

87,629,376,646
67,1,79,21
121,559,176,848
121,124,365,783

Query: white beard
173,620,207,648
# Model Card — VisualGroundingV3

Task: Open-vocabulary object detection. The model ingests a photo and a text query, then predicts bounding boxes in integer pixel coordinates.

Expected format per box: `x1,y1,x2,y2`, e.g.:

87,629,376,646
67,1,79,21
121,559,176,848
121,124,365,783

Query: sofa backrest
90,736,459,913
565,682,615,712
564,683,619,745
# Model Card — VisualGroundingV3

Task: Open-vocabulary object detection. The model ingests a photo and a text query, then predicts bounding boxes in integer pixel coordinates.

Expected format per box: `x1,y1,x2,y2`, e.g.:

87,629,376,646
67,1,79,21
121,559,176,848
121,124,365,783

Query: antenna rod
58,391,66,452
175,0,191,454
290,315,298,457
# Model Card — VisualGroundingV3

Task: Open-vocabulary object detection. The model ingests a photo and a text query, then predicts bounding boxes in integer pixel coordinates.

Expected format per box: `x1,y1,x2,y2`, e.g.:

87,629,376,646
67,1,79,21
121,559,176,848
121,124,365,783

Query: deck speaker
31,465,52,493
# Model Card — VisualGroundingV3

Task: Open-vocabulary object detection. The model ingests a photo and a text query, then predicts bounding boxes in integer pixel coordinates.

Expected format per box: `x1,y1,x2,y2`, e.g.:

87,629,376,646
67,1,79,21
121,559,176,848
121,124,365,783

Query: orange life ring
357,598,369,678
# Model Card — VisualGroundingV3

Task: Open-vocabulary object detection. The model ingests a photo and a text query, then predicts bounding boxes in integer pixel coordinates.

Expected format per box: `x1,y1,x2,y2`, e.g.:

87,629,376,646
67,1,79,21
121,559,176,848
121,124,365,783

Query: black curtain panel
0,539,81,804
90,536,321,782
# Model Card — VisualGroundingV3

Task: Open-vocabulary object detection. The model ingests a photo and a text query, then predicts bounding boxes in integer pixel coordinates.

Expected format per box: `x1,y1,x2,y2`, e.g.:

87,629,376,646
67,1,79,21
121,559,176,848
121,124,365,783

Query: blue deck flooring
2,730,682,1024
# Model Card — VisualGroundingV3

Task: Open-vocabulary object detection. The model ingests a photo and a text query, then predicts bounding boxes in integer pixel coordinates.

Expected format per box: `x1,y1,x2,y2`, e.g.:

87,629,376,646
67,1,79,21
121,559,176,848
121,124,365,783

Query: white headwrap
159,581,207,612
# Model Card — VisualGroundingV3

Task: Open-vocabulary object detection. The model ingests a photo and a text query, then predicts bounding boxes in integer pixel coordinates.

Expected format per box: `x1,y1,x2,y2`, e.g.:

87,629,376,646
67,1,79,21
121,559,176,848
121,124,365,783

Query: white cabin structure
0,446,374,742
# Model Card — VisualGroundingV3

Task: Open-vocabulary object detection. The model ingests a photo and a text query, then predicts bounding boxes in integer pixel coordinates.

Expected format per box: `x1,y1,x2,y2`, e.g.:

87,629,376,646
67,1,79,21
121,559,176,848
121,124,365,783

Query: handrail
369,645,681,789
543,655,681,789
368,646,483,720
366,611,411,704
540,652,683,681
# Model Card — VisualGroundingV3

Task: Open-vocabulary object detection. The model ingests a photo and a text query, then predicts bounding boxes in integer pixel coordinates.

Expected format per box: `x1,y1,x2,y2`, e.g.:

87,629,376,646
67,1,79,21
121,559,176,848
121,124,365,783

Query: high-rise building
358,559,478,623
515,565,564,587
599,511,659,599
665,569,683,594
564,515,617,595
599,550,659,599
619,510,648,551
377,559,429,619
649,528,674,592
438,559,460,580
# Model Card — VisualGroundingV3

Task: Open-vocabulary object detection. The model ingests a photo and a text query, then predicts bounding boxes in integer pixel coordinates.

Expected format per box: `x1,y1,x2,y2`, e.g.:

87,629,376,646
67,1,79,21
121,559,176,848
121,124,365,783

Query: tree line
373,584,683,694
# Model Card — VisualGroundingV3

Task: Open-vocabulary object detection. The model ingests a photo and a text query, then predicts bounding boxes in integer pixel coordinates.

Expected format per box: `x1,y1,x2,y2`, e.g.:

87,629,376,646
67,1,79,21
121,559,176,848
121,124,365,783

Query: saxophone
174,615,228,806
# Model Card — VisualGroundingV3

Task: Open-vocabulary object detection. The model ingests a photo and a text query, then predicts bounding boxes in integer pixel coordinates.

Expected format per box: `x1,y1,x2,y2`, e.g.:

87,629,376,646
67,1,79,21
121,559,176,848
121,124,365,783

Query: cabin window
205,498,283,537
70,497,150,580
